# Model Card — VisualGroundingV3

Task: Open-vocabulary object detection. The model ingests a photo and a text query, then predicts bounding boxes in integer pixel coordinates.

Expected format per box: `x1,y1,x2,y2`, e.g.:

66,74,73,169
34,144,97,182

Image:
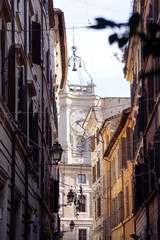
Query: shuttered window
32,21,41,65
135,164,146,211
8,45,16,116
92,165,96,183
50,178,54,212
53,180,59,213
126,185,129,217
32,112,39,163
91,135,95,152
121,137,126,169
118,191,124,224
97,197,101,217
50,179,59,213
126,127,132,161
97,159,100,178
79,229,87,240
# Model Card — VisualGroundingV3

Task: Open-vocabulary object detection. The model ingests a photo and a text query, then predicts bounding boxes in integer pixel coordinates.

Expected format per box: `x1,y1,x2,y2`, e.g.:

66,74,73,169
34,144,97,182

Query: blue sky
54,0,132,97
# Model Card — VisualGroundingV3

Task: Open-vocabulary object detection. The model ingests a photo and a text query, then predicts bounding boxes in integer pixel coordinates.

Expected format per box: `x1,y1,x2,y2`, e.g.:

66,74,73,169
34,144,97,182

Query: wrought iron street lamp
51,142,63,164
69,220,75,231
67,189,75,203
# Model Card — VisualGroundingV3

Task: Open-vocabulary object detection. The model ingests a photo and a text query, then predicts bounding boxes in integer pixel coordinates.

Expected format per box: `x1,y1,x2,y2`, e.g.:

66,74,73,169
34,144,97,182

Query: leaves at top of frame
128,13,140,36
90,18,126,30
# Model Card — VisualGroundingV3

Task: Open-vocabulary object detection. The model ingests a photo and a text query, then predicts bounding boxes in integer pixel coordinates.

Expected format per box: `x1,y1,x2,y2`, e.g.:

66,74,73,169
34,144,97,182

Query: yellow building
103,108,135,240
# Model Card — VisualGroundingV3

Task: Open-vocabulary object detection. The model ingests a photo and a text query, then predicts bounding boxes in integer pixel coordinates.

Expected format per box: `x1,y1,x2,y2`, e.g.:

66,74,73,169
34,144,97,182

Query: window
32,21,41,65
79,195,86,212
92,165,96,183
97,197,101,217
96,128,99,145
126,185,129,217
91,135,95,152
121,137,126,169
79,229,87,240
78,174,86,184
97,159,100,178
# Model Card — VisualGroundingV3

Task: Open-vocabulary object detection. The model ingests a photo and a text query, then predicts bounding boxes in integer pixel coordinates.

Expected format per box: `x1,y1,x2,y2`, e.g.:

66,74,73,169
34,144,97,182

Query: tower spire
68,29,93,85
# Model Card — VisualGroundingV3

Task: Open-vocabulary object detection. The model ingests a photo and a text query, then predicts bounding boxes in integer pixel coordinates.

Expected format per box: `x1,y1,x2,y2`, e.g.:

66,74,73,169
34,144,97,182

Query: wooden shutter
53,180,59,213
118,191,124,223
32,112,39,163
91,135,95,152
48,0,54,28
97,197,101,217
135,164,146,211
121,137,126,168
50,178,54,212
97,159,100,178
126,185,129,217
92,165,96,183
8,44,16,116
32,21,41,65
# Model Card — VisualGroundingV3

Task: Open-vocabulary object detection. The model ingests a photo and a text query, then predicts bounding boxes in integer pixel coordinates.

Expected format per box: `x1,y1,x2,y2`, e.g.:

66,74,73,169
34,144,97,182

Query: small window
79,195,86,212
97,197,101,217
97,159,100,178
78,174,86,184
79,229,87,240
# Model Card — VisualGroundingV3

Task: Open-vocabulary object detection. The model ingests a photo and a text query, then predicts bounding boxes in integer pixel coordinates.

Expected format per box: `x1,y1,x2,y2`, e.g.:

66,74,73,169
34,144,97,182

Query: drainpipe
110,160,112,240
10,130,19,240
122,171,125,240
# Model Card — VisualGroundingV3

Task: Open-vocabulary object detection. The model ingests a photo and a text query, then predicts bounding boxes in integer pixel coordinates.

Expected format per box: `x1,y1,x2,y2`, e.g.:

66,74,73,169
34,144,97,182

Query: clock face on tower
70,109,86,132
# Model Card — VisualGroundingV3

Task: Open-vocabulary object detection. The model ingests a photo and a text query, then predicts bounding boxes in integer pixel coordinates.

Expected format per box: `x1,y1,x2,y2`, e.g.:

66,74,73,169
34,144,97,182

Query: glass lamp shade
67,189,74,203
70,221,75,231
52,142,63,163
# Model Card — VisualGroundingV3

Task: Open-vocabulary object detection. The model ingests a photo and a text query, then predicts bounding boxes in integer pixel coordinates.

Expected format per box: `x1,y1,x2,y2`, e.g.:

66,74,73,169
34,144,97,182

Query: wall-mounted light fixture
50,141,63,164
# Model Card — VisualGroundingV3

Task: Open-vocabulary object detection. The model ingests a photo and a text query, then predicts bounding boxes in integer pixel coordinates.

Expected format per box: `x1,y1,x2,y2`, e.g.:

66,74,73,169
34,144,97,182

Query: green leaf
118,37,128,48
128,13,140,35
90,18,116,29
109,33,118,44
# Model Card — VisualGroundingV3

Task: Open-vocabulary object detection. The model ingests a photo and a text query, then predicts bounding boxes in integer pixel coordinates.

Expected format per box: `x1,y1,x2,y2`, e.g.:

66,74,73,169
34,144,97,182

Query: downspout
110,160,112,240
122,171,125,240
10,130,19,240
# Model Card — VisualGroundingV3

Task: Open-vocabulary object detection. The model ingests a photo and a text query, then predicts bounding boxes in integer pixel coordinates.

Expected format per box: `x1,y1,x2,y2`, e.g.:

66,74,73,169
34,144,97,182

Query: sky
54,0,133,98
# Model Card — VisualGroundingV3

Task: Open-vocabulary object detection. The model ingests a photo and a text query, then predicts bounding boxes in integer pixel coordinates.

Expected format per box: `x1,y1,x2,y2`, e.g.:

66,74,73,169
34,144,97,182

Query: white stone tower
58,43,99,240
